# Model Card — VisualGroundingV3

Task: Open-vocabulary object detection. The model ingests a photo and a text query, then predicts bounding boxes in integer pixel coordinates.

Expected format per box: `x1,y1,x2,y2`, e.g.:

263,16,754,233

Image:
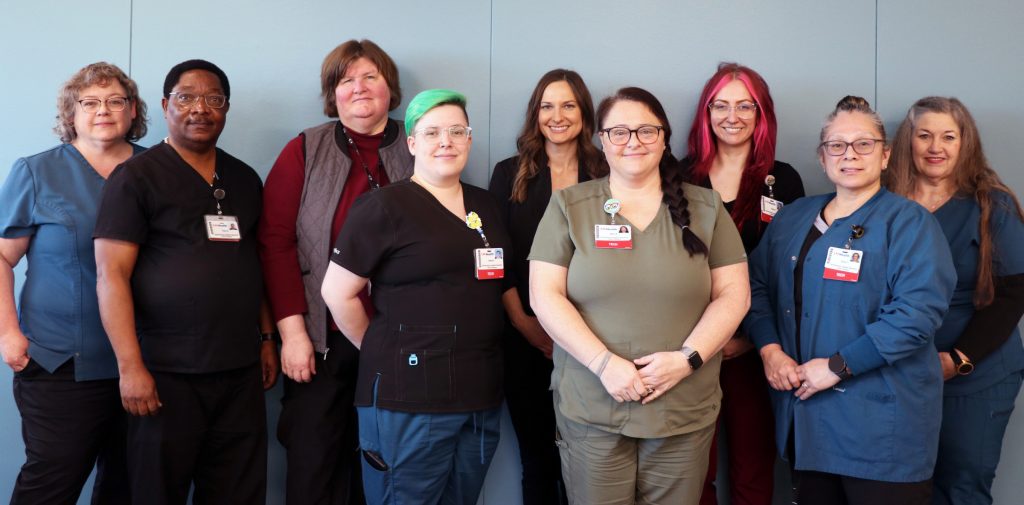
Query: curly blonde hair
54,62,148,143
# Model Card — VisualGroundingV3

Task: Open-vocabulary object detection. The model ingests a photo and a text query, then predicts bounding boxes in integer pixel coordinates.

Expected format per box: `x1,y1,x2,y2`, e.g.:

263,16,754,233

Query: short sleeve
527,190,574,267
93,164,149,243
0,158,37,238
706,194,747,269
991,192,1024,276
330,193,395,278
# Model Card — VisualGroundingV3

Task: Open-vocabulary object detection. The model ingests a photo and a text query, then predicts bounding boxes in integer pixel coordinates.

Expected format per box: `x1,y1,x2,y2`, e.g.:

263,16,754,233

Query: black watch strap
950,350,974,375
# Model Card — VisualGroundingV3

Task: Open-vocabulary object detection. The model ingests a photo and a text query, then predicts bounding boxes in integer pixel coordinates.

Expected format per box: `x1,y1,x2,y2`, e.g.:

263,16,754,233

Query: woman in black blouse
682,63,804,505
488,68,606,505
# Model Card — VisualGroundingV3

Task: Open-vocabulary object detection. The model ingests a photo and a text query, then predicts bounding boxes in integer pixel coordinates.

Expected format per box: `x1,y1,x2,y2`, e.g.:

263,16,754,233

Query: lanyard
341,126,382,190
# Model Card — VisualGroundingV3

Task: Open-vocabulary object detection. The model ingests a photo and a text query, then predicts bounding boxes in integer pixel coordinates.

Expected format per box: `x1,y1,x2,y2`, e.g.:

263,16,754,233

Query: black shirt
331,179,512,412
94,142,264,373
688,159,805,254
488,156,592,317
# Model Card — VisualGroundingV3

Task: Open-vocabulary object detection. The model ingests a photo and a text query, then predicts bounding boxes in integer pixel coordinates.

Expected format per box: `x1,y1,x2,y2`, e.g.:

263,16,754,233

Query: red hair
685,63,778,228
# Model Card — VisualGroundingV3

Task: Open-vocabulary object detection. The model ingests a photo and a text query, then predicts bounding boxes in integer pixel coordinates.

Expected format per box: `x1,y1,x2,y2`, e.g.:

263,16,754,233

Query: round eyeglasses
600,125,664,146
77,97,129,113
820,139,884,156
168,92,228,109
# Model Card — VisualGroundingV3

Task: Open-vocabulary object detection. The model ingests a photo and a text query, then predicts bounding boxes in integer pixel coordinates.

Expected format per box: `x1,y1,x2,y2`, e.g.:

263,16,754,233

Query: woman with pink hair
682,62,805,505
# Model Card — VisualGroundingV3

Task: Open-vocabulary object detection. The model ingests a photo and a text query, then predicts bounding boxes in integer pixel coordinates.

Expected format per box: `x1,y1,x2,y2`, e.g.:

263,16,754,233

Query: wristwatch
828,352,852,381
680,346,703,371
950,349,974,375
260,332,277,342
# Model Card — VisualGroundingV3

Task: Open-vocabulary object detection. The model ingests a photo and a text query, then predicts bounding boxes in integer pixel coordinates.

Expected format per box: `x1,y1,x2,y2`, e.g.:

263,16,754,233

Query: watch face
828,353,844,374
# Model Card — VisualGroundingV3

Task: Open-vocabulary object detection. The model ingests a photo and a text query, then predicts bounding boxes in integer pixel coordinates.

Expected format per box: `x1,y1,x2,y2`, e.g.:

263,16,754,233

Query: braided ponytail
661,149,709,256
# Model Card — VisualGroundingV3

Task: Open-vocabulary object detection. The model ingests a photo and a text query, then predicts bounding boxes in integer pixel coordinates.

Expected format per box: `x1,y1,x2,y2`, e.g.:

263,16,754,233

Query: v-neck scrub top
93,142,264,374
0,143,145,380
330,179,512,413
529,178,747,438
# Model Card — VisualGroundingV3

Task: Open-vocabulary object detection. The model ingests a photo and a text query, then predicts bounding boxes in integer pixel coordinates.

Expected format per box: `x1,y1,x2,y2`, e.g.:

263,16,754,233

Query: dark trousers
503,330,566,505
127,364,267,505
933,371,1023,505
11,359,130,505
700,350,777,505
793,470,931,505
277,331,364,505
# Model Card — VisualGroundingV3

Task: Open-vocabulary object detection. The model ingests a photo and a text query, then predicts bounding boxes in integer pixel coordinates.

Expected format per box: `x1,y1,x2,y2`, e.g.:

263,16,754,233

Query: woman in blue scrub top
0,62,147,505
745,96,956,505
886,96,1024,505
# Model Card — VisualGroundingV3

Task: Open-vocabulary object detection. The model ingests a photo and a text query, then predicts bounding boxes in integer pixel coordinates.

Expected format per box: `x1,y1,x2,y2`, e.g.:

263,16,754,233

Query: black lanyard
341,126,382,190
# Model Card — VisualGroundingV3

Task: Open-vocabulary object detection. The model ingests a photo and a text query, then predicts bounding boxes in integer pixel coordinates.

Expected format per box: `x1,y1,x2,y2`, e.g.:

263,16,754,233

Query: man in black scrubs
94,59,277,505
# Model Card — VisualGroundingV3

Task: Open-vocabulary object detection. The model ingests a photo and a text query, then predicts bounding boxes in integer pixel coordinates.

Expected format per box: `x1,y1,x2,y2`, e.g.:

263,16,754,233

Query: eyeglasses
708,101,757,119
600,125,664,146
820,138,885,156
168,92,228,109
413,125,472,143
77,97,129,113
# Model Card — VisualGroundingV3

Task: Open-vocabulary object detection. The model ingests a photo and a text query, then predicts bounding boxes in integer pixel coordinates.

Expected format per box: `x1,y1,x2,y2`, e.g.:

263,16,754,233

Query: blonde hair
54,62,147,143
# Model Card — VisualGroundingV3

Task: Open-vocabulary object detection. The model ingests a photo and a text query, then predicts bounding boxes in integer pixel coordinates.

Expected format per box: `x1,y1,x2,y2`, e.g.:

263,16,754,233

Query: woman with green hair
322,89,513,504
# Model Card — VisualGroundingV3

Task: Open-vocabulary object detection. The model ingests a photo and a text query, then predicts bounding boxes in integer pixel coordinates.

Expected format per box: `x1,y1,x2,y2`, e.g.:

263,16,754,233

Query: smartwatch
828,352,852,381
950,349,974,376
680,346,703,371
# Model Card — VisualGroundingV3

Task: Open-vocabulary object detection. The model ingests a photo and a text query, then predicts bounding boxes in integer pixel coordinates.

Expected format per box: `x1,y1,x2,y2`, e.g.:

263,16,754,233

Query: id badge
594,224,633,249
205,214,242,242
823,246,863,282
474,247,504,280
761,196,783,223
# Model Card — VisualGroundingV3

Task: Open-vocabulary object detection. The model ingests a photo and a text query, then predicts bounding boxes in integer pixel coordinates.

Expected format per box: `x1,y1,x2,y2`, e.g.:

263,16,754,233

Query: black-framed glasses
413,125,472,143
168,92,228,109
820,138,885,156
708,101,757,119
600,125,664,146
77,97,129,113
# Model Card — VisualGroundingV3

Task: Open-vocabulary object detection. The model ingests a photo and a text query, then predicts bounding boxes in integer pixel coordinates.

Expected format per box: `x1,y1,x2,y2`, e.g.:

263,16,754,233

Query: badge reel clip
822,224,865,282
466,211,504,280
595,198,633,249
760,174,784,223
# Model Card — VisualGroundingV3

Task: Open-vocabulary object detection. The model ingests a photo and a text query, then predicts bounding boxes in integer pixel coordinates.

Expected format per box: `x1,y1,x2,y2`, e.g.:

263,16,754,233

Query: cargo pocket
394,324,456,403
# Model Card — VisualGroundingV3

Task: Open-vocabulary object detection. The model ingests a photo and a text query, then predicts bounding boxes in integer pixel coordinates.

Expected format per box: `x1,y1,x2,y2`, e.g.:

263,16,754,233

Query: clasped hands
760,344,840,401
591,350,691,405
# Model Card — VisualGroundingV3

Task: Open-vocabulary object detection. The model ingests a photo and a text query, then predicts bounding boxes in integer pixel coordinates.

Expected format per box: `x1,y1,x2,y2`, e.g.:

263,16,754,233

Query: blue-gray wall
1,1,1022,503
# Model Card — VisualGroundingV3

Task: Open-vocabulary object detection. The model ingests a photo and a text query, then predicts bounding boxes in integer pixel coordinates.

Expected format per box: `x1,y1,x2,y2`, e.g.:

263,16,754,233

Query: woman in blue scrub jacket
744,95,956,505
886,96,1024,505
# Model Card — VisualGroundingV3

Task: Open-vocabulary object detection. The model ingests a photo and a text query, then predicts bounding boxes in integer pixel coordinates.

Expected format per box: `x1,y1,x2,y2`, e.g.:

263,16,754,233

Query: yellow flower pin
465,212,482,230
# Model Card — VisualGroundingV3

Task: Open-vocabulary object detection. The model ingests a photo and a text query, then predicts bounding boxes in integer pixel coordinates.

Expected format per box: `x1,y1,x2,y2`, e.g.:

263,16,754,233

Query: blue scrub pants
933,370,1023,505
357,404,501,505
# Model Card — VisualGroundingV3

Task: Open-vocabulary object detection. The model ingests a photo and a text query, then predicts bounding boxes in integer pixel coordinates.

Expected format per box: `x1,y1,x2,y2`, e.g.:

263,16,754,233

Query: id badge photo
474,247,504,280
594,224,633,249
823,246,863,282
205,214,242,242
